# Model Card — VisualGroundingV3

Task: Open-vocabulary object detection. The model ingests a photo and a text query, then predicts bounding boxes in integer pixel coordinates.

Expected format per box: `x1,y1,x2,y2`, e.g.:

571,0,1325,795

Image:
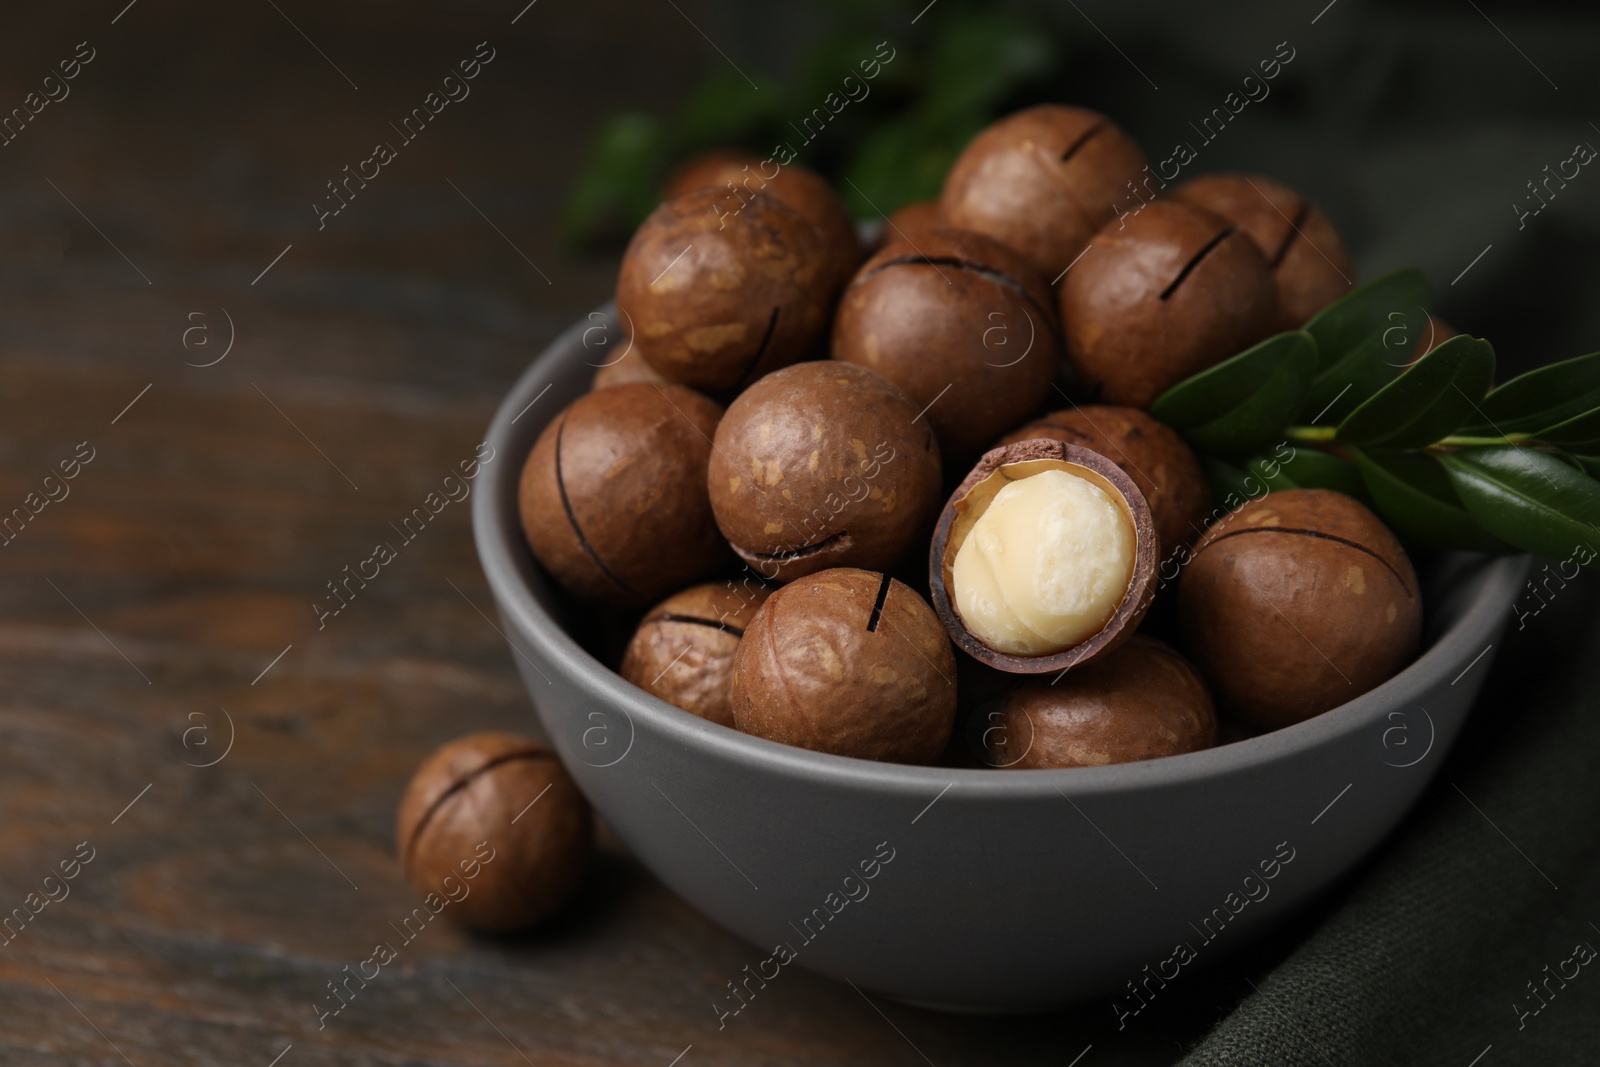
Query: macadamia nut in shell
1179,489,1421,730
621,582,771,726
731,568,957,763
708,362,941,583
519,383,727,606
985,637,1216,769
396,733,593,933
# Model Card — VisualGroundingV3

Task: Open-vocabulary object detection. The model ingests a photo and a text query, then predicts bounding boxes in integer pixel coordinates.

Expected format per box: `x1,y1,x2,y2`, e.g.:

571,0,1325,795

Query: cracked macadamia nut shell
621,582,771,727
1170,173,1354,331
1178,488,1422,731
616,187,831,395
984,636,1216,769
998,405,1209,553
396,732,593,933
662,151,862,296
708,362,942,583
519,382,727,607
832,228,1061,460
929,439,1157,674
1060,199,1277,409
940,104,1148,280
731,568,957,763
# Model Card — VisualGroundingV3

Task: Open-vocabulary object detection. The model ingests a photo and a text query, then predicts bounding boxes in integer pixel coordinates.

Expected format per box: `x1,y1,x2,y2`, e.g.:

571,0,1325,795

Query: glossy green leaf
1460,351,1600,435
1150,331,1317,458
1303,269,1431,372
1578,455,1600,480
1350,448,1507,552
1247,446,1367,499
1298,308,1427,425
1440,446,1600,562
1337,336,1496,449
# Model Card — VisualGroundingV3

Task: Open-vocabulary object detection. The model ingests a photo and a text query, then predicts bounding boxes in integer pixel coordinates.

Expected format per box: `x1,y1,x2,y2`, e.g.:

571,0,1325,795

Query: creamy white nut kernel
951,468,1135,655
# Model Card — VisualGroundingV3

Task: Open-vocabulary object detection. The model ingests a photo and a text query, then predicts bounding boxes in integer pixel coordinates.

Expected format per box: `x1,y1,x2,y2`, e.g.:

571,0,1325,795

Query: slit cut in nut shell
929,439,1157,673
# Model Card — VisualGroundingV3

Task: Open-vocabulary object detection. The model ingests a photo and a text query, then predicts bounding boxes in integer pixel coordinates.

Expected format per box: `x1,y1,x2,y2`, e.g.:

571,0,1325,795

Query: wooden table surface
0,4,1297,1063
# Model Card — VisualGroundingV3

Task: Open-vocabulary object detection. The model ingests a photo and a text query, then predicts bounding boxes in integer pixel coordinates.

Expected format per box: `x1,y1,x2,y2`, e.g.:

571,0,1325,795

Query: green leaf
1337,336,1496,449
1303,269,1432,372
1532,407,1600,452
1461,351,1600,435
561,113,668,246
1298,307,1427,425
1248,447,1367,499
1150,331,1317,459
1440,446,1600,562
1350,448,1508,552
920,10,1056,122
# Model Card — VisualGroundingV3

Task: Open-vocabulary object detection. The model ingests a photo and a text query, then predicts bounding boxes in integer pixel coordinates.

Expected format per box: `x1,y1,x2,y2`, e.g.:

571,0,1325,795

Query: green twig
1284,426,1532,449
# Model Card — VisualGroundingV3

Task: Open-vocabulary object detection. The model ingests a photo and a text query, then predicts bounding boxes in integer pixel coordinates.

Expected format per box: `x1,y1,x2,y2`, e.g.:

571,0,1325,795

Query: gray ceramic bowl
472,306,1527,1012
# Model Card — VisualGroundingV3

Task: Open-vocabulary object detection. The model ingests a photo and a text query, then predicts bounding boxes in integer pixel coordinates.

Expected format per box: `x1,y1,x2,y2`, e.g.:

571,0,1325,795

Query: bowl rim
473,304,1527,802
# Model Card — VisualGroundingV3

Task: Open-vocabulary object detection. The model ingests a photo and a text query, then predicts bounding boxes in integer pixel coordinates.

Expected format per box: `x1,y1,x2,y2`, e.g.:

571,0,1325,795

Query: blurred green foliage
561,1,1057,247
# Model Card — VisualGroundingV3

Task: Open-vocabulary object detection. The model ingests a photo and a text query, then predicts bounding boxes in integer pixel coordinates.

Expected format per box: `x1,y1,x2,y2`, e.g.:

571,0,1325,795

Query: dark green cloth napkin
1180,576,1600,1065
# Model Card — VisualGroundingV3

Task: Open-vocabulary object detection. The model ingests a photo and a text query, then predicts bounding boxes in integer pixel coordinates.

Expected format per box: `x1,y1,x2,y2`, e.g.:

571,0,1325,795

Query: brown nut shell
620,581,772,727
591,353,667,391
662,151,862,296
660,148,764,200
984,636,1216,769
929,439,1158,674
998,405,1209,553
1178,489,1422,731
833,228,1060,459
1170,173,1354,330
616,188,831,395
707,362,942,583
396,732,593,933
1060,199,1277,409
519,382,727,607
731,567,957,763
940,105,1148,280
877,199,943,248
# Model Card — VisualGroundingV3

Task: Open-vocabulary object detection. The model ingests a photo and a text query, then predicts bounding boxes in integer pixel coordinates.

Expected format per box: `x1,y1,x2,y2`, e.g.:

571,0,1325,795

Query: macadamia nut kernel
951,468,1135,655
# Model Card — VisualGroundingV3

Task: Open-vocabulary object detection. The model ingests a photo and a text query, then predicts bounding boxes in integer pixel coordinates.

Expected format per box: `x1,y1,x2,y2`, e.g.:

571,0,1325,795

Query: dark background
0,1,1596,1063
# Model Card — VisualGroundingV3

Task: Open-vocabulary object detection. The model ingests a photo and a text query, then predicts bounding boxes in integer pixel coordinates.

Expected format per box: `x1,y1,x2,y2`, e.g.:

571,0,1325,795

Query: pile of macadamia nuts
518,102,1423,775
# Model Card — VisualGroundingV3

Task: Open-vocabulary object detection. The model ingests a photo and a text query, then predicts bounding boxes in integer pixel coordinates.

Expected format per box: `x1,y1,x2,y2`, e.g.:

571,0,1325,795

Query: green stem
1284,426,1532,448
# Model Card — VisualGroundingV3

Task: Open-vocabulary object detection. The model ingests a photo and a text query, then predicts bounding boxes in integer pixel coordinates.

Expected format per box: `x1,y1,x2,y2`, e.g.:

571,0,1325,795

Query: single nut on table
1179,488,1422,731
396,732,593,933
832,227,1061,460
707,361,942,584
929,439,1157,673
983,636,1217,769
660,150,862,297
519,382,728,607
616,187,832,396
1170,173,1354,332
620,581,772,727
940,104,1148,280
731,567,957,763
998,405,1210,554
1059,199,1277,409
